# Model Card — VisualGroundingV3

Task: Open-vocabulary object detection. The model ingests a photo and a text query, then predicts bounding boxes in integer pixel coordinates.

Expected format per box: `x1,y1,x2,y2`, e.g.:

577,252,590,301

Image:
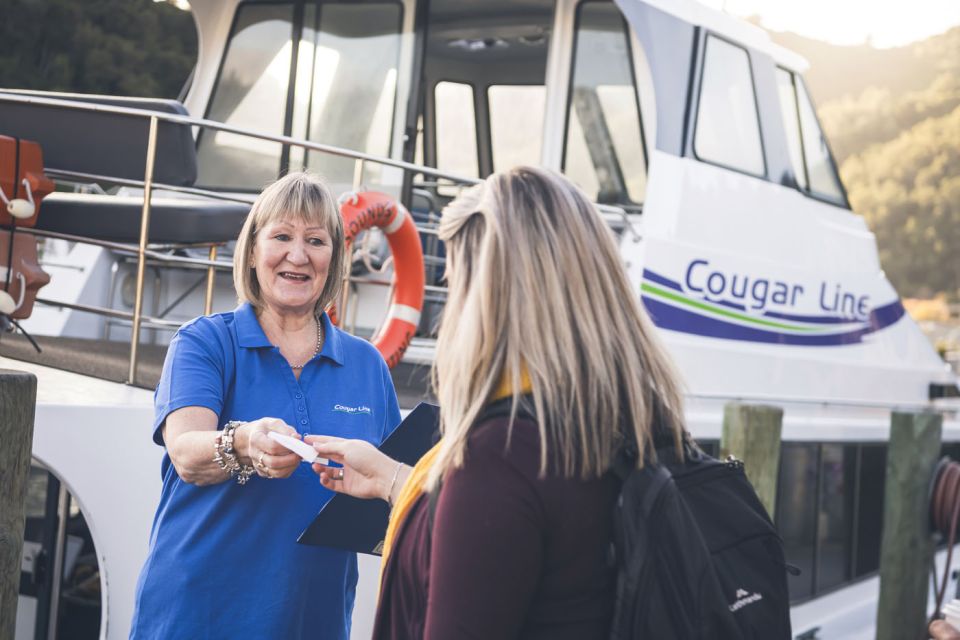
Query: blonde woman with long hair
309,166,686,639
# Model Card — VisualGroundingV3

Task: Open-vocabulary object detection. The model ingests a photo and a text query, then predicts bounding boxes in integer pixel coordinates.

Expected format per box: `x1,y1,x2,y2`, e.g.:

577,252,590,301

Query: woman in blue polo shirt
129,172,401,639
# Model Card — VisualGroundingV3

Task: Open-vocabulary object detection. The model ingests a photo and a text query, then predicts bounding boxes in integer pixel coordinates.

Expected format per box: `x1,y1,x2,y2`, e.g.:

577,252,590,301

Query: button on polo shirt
131,303,401,640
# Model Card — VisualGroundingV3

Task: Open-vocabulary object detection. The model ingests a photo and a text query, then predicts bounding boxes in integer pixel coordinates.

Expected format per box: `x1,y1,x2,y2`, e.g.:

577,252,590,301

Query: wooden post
0,369,38,640
720,402,783,518
876,411,942,640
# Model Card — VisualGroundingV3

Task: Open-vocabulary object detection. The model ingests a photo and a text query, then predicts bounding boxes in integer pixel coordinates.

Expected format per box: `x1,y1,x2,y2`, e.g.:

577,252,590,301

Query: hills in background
766,26,960,299
0,0,195,105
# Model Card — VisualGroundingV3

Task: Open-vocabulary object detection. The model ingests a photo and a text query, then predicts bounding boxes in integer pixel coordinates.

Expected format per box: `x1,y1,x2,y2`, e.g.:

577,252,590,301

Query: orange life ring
333,191,425,369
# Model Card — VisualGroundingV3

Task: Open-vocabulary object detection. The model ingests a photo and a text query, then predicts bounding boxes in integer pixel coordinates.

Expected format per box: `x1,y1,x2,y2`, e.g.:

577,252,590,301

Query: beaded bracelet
214,421,255,485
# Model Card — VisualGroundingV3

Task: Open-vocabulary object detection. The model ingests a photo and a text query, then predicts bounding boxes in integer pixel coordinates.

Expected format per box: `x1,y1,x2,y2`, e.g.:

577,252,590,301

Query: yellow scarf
380,371,531,571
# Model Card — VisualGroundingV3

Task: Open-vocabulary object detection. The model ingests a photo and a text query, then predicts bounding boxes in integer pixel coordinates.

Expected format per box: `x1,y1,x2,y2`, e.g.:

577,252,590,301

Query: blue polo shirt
130,303,401,640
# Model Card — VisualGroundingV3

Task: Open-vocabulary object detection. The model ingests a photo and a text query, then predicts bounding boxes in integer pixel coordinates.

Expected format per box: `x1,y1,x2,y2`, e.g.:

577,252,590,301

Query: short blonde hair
233,172,345,314
428,166,686,488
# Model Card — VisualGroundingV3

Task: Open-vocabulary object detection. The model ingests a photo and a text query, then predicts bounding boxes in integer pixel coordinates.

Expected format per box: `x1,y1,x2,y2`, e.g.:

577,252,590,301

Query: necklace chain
290,316,323,369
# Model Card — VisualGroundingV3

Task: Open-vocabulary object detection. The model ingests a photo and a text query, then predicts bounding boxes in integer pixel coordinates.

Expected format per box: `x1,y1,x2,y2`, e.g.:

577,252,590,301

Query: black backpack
609,443,793,640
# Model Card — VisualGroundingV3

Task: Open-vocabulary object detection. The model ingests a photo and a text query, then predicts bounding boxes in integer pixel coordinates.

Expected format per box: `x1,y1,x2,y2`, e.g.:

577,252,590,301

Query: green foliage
842,106,960,298
772,26,960,299
819,73,960,163
772,27,960,163
0,0,196,98
770,27,960,107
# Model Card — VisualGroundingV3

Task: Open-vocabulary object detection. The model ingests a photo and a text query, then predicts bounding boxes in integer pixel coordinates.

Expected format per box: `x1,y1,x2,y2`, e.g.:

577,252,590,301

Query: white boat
3,0,958,638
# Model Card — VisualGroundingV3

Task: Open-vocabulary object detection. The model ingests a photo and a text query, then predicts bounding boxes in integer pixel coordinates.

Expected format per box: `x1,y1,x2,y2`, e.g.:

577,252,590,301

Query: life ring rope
335,191,425,368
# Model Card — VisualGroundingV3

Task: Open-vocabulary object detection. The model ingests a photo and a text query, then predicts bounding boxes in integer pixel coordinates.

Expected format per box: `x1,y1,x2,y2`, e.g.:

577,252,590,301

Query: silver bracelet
214,421,255,485
386,461,404,507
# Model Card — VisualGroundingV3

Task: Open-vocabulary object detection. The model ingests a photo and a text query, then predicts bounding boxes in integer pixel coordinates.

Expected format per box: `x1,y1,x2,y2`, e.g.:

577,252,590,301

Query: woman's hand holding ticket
307,435,401,501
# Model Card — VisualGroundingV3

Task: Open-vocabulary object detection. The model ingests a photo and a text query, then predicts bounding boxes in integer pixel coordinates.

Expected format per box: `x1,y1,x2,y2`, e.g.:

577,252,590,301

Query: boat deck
0,347,153,408
0,333,165,391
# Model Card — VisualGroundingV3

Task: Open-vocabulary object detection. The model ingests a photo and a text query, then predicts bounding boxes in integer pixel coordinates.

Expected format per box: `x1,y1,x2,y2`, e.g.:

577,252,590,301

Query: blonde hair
233,171,345,314
429,166,685,488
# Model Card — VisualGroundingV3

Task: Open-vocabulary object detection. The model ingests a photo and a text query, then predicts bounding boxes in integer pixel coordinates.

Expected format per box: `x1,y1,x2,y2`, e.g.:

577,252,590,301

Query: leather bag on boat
0,135,55,227
0,230,50,319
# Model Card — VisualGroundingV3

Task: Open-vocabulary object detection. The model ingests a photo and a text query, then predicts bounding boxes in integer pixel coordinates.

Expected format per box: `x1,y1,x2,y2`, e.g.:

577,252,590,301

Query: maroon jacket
373,415,620,639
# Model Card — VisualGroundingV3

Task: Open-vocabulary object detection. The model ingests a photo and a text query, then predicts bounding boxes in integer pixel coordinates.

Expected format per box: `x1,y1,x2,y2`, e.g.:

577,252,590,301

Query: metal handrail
0,91,481,186
36,297,185,329
686,391,943,413
17,227,233,270
46,168,257,204
1,91,629,382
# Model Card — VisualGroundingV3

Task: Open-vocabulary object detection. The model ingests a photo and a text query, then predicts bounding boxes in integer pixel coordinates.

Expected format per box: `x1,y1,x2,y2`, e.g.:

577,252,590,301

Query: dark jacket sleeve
424,418,545,640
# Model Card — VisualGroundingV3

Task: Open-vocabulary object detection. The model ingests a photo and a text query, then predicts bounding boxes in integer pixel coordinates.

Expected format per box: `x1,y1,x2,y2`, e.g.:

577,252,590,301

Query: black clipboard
297,402,439,555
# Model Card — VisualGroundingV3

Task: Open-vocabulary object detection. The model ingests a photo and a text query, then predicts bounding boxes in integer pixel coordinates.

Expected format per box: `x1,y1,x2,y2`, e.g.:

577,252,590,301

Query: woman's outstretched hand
306,435,403,501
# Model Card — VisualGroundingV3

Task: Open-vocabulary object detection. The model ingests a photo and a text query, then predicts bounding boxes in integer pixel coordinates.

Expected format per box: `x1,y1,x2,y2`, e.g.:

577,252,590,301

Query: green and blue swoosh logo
640,269,905,346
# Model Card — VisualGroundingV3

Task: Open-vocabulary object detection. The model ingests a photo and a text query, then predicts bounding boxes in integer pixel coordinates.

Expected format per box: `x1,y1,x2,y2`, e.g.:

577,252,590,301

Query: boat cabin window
775,68,808,191
435,81,479,194
489,85,546,172
563,1,647,206
196,4,294,189
776,441,890,603
853,444,886,577
693,35,765,177
775,68,847,206
776,442,818,600
197,1,403,191
816,444,856,592
796,80,845,203
295,3,402,186
419,0,553,184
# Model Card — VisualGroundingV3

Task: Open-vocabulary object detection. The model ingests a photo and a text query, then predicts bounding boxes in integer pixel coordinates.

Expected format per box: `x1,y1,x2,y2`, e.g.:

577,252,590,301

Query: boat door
18,465,101,640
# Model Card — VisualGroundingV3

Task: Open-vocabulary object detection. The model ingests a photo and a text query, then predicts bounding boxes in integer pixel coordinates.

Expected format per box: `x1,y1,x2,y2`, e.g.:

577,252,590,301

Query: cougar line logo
332,404,372,415
729,588,763,612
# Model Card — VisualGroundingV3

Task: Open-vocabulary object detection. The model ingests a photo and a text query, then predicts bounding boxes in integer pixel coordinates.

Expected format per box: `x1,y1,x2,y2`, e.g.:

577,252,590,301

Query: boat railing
0,91,635,384
688,391,955,414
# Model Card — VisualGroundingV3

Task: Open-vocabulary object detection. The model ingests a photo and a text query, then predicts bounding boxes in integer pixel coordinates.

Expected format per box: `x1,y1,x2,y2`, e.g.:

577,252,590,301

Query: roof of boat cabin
184,0,809,73
632,0,809,71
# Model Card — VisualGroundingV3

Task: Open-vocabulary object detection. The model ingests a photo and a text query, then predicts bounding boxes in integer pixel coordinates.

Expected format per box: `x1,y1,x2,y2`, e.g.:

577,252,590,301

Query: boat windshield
196,1,404,192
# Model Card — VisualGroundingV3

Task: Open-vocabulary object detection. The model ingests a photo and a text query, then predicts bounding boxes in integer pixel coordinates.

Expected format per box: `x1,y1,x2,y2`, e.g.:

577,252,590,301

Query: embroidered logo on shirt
333,404,372,415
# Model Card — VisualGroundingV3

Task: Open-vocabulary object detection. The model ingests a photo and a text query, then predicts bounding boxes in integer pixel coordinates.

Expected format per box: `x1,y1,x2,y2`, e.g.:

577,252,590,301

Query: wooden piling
876,411,942,640
0,369,38,640
720,402,783,518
